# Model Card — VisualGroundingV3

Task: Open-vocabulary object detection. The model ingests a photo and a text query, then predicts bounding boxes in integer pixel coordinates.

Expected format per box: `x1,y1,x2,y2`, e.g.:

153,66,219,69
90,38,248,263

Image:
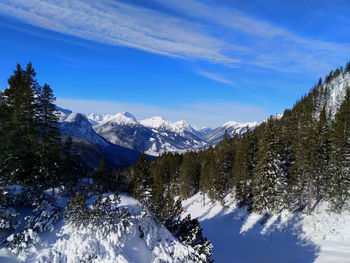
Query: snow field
182,192,350,263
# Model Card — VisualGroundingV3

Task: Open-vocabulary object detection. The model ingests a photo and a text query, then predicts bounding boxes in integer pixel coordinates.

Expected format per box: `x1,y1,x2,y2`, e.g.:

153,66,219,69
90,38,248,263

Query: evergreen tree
215,134,235,202
93,158,114,192
2,63,41,185
328,88,350,211
61,136,82,194
132,152,152,202
200,147,217,201
345,61,350,74
252,118,288,213
65,192,89,224
231,128,256,207
313,107,330,203
0,91,13,184
37,83,61,193
179,152,200,199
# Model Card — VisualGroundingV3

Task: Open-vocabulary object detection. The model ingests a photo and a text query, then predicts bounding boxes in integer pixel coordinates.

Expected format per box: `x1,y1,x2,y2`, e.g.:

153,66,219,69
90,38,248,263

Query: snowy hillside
0,190,207,263
204,120,259,145
182,193,350,263
60,112,108,146
324,71,350,118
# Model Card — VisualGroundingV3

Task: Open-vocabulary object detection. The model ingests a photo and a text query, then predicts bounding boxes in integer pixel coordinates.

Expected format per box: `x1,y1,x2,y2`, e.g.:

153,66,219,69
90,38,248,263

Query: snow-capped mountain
203,120,259,146
85,112,138,126
93,114,207,156
60,112,108,147
82,111,260,155
140,116,198,137
57,110,143,168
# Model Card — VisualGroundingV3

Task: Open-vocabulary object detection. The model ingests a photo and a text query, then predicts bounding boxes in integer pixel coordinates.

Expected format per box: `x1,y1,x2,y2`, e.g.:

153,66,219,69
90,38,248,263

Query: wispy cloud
56,98,268,127
0,0,239,65
160,0,350,73
196,70,235,86
0,0,348,74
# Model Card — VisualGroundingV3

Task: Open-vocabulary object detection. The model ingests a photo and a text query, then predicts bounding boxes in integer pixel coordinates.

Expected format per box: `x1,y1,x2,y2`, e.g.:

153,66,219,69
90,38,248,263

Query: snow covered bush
170,214,213,262
31,193,210,263
0,187,19,230
5,190,63,260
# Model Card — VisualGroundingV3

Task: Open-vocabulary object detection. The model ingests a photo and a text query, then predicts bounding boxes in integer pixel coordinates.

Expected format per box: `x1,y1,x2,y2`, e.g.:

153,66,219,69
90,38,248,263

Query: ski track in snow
182,193,350,263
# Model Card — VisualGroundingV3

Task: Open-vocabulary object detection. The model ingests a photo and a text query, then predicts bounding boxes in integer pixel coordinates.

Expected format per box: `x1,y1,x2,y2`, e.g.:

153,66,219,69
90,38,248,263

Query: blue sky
0,0,349,127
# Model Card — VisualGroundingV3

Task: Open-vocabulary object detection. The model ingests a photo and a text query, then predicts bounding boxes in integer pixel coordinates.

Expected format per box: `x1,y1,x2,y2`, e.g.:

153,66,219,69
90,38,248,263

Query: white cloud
196,70,235,86
0,0,348,74
148,0,350,73
56,98,268,127
0,0,238,65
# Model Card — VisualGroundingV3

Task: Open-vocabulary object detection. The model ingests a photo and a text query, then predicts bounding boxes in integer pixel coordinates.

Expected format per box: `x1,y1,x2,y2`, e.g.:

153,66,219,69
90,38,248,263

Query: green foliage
132,152,152,202
1,63,41,185
170,215,213,262
65,192,89,223
179,152,201,199
328,88,350,211
252,117,288,213
0,63,67,192
65,191,129,227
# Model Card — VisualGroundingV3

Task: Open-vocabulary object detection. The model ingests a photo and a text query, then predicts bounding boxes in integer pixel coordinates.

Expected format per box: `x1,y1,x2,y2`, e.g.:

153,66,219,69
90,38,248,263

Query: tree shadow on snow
200,208,319,263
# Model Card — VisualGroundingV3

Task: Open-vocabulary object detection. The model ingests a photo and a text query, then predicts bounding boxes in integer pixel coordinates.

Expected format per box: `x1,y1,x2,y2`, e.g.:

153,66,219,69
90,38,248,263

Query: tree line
124,62,350,217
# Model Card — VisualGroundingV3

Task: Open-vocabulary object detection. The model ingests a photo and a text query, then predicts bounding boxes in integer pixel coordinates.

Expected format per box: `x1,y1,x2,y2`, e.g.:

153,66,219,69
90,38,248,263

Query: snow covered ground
1,193,205,263
182,193,350,263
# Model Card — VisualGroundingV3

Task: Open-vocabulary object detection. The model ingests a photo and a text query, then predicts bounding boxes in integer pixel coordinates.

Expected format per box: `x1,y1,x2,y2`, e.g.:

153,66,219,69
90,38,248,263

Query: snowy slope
182,193,350,263
59,112,108,146
1,193,206,263
324,71,350,118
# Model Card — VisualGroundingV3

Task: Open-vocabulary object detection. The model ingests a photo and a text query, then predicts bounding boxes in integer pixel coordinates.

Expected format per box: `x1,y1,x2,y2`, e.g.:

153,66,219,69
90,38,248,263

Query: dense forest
118,62,350,219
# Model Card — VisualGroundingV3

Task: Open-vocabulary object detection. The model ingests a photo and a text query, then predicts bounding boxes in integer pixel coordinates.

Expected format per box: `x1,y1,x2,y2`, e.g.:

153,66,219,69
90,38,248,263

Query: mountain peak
222,120,258,128
140,116,171,130
121,112,138,122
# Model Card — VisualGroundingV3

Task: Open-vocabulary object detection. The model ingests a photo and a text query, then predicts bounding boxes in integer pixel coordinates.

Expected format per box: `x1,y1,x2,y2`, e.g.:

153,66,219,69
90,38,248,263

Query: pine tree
345,61,350,74
179,152,200,199
231,129,256,207
0,91,13,184
132,152,152,202
61,136,82,194
65,192,89,224
252,118,288,213
313,107,330,203
328,88,350,211
93,158,114,192
37,83,61,194
215,134,235,202
200,147,217,201
288,94,319,214
2,63,41,185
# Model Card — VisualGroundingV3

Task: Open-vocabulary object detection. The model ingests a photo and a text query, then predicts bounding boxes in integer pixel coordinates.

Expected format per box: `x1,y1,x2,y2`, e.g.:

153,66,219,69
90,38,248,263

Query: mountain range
56,106,260,169
60,109,259,155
